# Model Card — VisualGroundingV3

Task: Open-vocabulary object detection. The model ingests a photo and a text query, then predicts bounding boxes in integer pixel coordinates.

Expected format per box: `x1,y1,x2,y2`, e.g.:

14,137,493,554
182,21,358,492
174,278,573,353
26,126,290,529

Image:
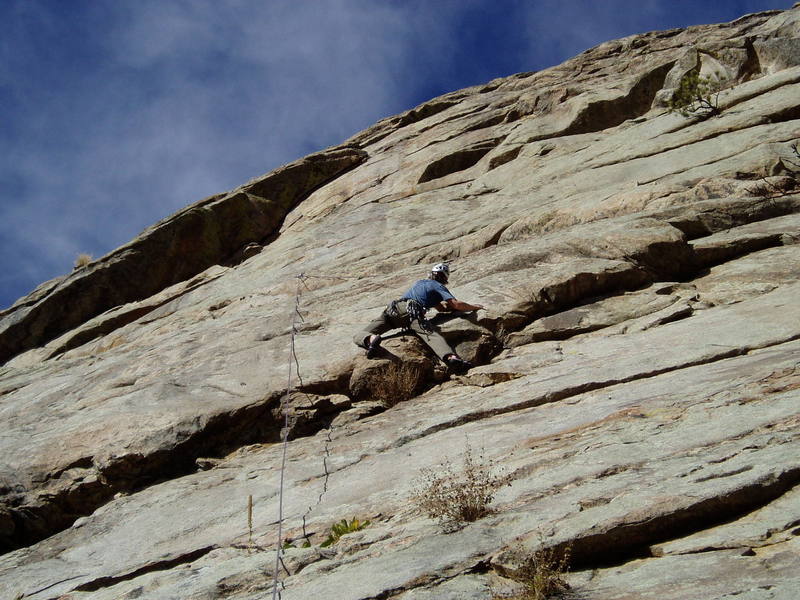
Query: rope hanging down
270,272,343,599
271,273,306,600
268,264,455,595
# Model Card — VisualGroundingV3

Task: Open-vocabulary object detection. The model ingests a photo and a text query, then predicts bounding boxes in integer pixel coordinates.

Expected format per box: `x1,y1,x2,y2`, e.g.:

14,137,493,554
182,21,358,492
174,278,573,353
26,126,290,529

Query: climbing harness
386,298,432,332
385,299,402,319
405,298,433,332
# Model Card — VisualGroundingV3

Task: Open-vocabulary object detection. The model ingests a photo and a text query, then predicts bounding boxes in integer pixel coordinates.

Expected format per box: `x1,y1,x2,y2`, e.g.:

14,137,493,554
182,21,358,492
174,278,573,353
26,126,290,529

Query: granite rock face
0,147,367,365
2,6,800,600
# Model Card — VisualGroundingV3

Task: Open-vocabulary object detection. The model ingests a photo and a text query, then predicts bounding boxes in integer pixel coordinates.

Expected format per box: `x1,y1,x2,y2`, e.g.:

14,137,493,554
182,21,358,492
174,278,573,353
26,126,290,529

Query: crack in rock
554,466,800,569
73,545,216,593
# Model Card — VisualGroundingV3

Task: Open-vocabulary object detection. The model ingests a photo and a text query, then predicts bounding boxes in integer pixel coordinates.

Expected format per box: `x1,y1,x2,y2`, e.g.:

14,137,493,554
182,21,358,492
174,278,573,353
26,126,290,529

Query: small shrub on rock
495,545,571,600
413,446,507,531
73,253,92,269
320,517,370,547
369,362,425,408
668,70,725,118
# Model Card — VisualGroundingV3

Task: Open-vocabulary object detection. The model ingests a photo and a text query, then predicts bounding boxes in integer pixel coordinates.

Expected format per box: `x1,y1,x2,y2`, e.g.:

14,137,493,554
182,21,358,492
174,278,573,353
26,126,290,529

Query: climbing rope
271,273,305,600
270,271,349,599
267,264,464,596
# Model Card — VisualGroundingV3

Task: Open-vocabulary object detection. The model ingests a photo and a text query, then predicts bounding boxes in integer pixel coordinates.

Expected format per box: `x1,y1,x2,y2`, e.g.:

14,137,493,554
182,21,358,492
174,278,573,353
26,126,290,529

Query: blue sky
0,0,791,309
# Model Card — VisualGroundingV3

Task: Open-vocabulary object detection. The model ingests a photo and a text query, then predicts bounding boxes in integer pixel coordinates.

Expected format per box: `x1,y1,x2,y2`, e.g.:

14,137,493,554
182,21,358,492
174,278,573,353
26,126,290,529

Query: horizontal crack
27,574,88,598
638,131,800,186
1,386,354,555
593,109,799,172
73,545,216,593
0,147,368,366
664,528,800,557
389,333,800,450
358,557,488,600
694,465,753,483
558,465,800,569
46,271,226,359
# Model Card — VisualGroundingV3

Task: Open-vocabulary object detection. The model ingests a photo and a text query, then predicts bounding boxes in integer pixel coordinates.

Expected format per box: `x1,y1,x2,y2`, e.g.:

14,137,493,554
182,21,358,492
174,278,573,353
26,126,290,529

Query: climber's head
430,262,449,284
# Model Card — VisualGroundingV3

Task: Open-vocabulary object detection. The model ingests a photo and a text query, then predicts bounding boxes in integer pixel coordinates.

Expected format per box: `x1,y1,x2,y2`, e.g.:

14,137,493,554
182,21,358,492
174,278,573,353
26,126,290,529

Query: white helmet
431,263,450,280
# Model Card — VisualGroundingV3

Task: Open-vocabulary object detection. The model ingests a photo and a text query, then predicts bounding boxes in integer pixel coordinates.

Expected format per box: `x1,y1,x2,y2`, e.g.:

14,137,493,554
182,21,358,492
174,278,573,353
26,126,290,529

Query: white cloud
0,0,791,308
0,0,465,307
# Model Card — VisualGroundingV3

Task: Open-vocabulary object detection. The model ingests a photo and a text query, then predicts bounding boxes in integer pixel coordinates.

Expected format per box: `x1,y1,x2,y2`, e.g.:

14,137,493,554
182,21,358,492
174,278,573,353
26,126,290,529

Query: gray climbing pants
353,299,454,360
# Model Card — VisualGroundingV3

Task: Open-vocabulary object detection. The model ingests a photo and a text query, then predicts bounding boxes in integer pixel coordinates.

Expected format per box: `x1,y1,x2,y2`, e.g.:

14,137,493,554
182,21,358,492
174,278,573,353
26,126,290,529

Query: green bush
668,71,725,118
320,517,370,547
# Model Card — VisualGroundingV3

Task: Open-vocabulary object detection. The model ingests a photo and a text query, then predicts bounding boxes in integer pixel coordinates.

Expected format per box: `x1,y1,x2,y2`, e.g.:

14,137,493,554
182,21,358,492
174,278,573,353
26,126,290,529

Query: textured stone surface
2,5,800,600
0,147,367,364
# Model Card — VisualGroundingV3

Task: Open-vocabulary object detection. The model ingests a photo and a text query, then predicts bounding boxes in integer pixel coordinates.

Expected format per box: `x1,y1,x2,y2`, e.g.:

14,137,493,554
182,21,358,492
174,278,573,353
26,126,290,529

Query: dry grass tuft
495,545,572,600
413,445,507,531
369,362,424,408
73,253,93,269
247,495,253,547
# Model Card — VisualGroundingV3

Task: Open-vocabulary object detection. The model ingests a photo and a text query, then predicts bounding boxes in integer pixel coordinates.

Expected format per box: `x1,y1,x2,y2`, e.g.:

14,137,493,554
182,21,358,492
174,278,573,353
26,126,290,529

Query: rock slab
1,5,800,600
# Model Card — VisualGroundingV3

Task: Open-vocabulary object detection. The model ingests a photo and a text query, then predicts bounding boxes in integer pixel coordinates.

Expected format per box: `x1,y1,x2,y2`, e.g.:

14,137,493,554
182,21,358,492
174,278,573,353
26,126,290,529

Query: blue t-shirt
401,279,454,310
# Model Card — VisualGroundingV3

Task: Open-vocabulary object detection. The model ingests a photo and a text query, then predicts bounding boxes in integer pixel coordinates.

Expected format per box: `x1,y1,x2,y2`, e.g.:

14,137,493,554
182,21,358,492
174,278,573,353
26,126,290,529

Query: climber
353,263,484,374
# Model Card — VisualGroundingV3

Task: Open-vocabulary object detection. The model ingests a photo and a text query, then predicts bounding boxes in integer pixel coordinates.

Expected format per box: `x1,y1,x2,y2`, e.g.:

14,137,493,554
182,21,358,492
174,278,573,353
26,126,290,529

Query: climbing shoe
366,335,382,358
445,356,472,374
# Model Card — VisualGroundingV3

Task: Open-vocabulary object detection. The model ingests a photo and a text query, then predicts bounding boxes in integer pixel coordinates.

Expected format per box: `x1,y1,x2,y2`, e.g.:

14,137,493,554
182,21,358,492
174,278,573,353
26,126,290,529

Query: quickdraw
403,298,433,332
